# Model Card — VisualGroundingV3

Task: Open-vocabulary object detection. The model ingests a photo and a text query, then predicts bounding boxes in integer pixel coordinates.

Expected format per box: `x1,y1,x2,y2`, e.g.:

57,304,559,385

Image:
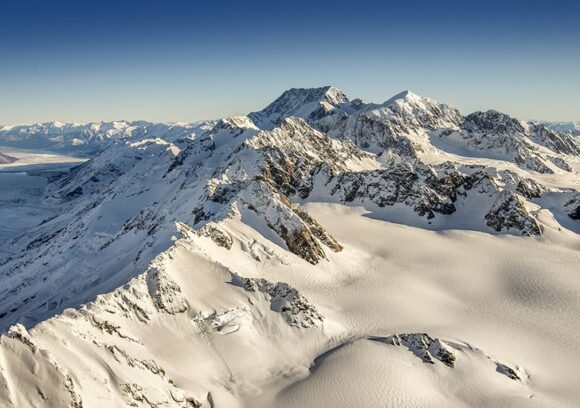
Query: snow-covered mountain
1,87,579,408
543,121,580,136
0,120,214,154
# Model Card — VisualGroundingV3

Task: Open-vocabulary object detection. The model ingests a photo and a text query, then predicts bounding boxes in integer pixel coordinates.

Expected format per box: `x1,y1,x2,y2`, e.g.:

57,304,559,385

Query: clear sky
1,0,579,124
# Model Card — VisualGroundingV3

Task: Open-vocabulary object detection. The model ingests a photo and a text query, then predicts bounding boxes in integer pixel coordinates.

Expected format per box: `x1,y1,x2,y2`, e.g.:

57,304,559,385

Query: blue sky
1,0,579,123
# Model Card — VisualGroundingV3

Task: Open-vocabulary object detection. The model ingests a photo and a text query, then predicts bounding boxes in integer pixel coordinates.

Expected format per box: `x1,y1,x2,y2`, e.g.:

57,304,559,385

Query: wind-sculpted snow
0,86,579,407
0,230,332,407
0,271,205,407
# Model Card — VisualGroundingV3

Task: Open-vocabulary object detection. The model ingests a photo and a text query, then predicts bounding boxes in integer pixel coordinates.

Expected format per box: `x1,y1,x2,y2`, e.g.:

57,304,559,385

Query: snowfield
0,86,579,407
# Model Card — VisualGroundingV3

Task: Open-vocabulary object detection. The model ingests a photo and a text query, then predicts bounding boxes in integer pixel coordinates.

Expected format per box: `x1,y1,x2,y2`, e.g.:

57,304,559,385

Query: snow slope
0,86,579,407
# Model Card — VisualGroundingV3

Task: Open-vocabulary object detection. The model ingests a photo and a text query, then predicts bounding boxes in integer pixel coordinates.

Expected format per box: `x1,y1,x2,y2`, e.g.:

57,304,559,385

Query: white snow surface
0,86,579,407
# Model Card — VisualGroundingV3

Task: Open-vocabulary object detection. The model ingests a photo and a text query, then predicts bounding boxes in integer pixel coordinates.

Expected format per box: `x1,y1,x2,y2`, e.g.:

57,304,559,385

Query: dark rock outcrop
485,191,541,235
232,274,323,328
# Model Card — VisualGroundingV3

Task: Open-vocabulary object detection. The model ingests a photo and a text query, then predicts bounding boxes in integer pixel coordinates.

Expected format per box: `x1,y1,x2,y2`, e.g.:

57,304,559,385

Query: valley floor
0,146,85,170
0,148,86,252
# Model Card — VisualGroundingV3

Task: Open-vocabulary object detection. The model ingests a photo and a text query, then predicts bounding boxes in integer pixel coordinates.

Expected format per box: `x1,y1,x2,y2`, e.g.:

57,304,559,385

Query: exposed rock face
514,148,553,174
233,181,339,264
146,267,188,314
331,158,456,219
374,90,464,131
546,154,572,172
515,178,545,199
496,363,521,381
319,111,423,157
232,274,323,328
194,117,358,263
565,197,580,220
196,223,233,249
118,382,201,408
121,208,165,237
293,206,343,252
383,333,456,367
226,117,373,198
6,323,34,347
463,110,526,140
376,332,524,381
485,191,541,235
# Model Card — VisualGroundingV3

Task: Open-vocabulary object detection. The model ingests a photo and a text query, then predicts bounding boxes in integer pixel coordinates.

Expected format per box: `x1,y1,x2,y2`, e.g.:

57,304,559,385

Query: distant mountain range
542,121,580,136
0,120,214,154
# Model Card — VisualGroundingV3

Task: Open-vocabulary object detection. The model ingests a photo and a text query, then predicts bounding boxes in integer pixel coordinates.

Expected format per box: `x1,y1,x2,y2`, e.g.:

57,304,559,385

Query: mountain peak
271,86,349,108
318,85,349,104
249,86,349,129
383,89,421,106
